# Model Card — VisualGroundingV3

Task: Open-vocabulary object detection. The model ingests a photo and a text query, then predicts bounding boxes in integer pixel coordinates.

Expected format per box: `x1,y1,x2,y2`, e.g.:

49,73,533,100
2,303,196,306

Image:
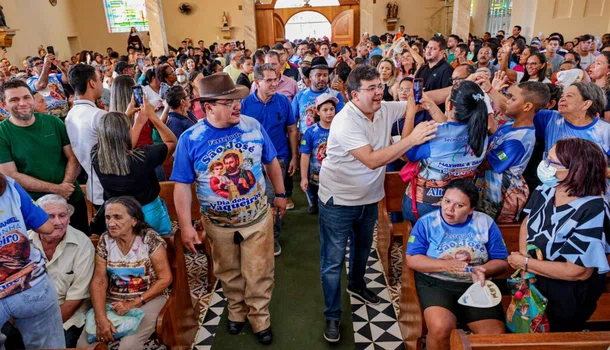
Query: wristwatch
275,192,287,198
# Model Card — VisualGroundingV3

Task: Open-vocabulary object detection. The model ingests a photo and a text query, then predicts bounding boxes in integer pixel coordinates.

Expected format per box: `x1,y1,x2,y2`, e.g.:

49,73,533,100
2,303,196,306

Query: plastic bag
85,304,146,343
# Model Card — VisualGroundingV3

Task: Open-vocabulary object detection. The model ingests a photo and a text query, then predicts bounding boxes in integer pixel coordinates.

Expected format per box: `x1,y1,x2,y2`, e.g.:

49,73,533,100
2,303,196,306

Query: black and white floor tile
193,283,226,349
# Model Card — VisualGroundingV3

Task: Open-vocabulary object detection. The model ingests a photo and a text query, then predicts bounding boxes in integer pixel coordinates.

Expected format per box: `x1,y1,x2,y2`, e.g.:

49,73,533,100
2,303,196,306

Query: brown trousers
202,211,275,333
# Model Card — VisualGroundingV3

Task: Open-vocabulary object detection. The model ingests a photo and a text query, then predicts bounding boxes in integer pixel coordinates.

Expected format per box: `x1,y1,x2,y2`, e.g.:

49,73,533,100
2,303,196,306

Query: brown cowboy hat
193,72,249,102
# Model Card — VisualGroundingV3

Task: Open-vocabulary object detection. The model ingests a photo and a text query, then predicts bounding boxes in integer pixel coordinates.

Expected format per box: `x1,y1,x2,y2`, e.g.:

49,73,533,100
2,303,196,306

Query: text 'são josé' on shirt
0,176,49,298
406,209,508,282
318,101,407,206
170,116,277,228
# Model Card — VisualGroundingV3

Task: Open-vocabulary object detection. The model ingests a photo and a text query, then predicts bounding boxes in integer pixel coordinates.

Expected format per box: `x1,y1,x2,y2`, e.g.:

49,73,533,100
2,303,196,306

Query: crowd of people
0,22,609,349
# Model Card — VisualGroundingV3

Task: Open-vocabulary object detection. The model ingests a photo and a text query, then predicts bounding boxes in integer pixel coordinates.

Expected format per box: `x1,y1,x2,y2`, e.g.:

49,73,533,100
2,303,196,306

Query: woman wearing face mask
175,68,188,89
405,179,508,350
508,138,610,332
401,81,488,221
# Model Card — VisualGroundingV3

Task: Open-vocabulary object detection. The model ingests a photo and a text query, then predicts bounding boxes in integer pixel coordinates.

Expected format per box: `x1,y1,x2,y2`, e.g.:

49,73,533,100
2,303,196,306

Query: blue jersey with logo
299,122,330,185
406,209,508,282
476,121,535,221
291,87,344,134
406,122,488,203
170,116,277,227
534,109,610,155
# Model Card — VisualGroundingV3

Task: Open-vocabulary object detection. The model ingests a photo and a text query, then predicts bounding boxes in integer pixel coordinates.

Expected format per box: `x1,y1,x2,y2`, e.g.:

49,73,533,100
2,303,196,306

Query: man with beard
414,36,454,93
0,80,89,234
292,57,345,135
171,73,286,345
473,45,498,77
317,65,437,342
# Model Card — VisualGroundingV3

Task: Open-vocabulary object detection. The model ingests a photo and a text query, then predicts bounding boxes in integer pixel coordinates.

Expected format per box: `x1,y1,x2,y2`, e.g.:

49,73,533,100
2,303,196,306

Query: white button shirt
318,101,407,206
29,226,95,330
65,100,105,205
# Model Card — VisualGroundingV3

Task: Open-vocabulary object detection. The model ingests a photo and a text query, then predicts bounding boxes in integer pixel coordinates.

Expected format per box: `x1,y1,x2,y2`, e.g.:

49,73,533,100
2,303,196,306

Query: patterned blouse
96,229,166,302
523,185,610,273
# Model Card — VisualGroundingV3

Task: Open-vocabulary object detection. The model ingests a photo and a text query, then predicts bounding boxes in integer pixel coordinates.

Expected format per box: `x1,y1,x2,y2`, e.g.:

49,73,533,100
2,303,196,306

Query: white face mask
176,74,186,83
537,161,559,187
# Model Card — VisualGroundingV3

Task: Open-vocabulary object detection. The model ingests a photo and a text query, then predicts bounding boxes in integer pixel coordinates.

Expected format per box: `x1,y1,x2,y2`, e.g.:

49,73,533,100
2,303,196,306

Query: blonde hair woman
377,57,399,101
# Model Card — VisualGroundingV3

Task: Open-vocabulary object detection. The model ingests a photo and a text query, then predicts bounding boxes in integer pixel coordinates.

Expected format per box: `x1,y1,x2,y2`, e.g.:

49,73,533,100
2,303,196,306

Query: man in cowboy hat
291,56,345,135
170,72,286,345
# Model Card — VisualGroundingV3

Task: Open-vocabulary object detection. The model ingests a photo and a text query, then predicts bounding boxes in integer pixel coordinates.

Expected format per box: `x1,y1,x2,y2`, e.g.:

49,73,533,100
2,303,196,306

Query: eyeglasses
449,77,466,86
260,78,279,84
398,87,412,93
525,62,541,67
360,84,384,93
212,99,240,107
33,62,43,67
543,152,565,168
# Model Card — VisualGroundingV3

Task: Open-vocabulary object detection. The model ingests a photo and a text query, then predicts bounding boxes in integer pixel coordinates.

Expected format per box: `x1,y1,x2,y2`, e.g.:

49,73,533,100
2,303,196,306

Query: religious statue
391,1,399,19
0,5,7,28
386,3,392,19
222,12,229,27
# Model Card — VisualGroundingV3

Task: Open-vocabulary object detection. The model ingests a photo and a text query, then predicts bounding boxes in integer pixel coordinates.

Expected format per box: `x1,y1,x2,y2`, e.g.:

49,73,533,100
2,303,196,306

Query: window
275,0,339,9
486,0,513,35
104,0,149,33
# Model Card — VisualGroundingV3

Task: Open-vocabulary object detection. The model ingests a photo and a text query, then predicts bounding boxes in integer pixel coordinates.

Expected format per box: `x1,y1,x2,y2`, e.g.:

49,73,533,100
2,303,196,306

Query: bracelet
139,295,147,305
485,86,493,94
524,257,529,272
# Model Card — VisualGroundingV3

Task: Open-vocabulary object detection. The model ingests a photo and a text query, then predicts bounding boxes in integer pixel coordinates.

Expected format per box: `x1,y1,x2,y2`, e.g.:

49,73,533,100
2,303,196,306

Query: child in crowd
300,93,337,214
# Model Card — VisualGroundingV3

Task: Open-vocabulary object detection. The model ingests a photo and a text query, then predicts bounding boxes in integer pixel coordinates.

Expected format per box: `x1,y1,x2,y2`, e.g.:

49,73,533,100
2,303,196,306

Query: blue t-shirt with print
477,121,535,219
406,122,488,204
27,74,69,118
291,87,344,134
0,176,49,299
534,109,610,156
170,116,277,227
299,122,329,185
241,92,295,162
406,209,508,282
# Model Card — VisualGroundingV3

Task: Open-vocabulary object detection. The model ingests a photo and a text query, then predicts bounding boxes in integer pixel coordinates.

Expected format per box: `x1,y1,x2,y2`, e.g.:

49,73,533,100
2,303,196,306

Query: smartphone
46,46,55,55
137,57,145,69
413,78,423,104
132,85,144,107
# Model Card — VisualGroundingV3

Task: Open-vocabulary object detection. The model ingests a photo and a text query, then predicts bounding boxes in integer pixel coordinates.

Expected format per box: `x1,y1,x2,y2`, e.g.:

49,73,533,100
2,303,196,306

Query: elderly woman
26,194,95,347
508,139,610,332
406,179,509,350
92,98,176,235
534,82,610,156
0,175,61,348
76,196,172,350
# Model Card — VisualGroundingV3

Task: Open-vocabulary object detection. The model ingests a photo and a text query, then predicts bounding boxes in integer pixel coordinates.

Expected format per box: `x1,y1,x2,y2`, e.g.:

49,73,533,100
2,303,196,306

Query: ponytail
450,81,488,157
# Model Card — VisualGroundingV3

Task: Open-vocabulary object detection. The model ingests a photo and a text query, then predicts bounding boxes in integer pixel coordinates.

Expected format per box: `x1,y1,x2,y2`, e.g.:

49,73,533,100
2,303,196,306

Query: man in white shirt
576,34,596,70
29,195,95,347
65,64,105,208
317,65,437,343
319,42,337,68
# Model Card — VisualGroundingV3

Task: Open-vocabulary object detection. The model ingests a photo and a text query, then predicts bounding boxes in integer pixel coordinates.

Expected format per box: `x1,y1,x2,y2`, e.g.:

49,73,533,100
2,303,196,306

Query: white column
146,0,168,56
470,0,490,37
452,0,471,40
510,0,538,42
243,0,257,50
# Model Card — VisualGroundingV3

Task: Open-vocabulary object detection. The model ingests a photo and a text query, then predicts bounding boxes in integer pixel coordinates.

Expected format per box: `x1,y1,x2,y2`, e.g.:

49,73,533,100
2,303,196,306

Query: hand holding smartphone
413,78,423,104
132,86,144,107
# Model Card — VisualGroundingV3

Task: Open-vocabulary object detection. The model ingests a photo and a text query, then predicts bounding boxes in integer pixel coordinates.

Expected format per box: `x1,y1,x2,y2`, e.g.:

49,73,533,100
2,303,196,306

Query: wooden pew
377,172,410,278
450,329,610,349
90,232,199,349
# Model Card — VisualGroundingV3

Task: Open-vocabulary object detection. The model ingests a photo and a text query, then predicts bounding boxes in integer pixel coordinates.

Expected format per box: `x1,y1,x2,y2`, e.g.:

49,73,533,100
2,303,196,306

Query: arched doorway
285,11,331,41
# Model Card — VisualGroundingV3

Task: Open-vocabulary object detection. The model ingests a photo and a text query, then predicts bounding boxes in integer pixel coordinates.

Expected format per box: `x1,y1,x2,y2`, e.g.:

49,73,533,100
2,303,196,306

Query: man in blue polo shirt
241,63,298,256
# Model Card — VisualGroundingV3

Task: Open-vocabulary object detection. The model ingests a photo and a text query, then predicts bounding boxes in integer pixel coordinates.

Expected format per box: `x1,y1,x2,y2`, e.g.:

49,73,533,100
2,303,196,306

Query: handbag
85,304,146,343
396,118,421,219
505,245,550,333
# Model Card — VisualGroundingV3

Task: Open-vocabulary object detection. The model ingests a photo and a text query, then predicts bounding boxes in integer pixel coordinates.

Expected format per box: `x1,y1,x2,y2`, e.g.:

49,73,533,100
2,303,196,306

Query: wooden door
274,14,285,43
331,9,354,47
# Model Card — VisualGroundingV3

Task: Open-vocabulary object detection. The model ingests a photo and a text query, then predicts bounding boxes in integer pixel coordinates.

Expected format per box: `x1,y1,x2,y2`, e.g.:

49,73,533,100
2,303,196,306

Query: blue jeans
142,196,172,235
319,197,377,320
0,274,65,349
402,193,439,223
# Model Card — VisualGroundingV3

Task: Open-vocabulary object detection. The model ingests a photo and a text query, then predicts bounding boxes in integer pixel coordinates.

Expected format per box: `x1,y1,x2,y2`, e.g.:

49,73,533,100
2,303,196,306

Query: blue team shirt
0,177,49,298
406,209,509,282
534,109,610,155
170,116,277,227
291,87,344,134
406,122,488,203
241,92,295,162
27,74,69,118
299,122,330,185
477,121,535,219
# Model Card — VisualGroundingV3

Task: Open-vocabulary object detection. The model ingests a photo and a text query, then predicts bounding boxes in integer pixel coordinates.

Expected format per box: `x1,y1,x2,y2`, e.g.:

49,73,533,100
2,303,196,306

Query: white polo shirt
318,101,407,206
29,226,95,330
65,100,105,205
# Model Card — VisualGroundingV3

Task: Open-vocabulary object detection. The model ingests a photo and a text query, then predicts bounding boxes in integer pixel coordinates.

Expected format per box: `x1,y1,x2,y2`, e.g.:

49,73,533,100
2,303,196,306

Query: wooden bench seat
450,329,610,349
